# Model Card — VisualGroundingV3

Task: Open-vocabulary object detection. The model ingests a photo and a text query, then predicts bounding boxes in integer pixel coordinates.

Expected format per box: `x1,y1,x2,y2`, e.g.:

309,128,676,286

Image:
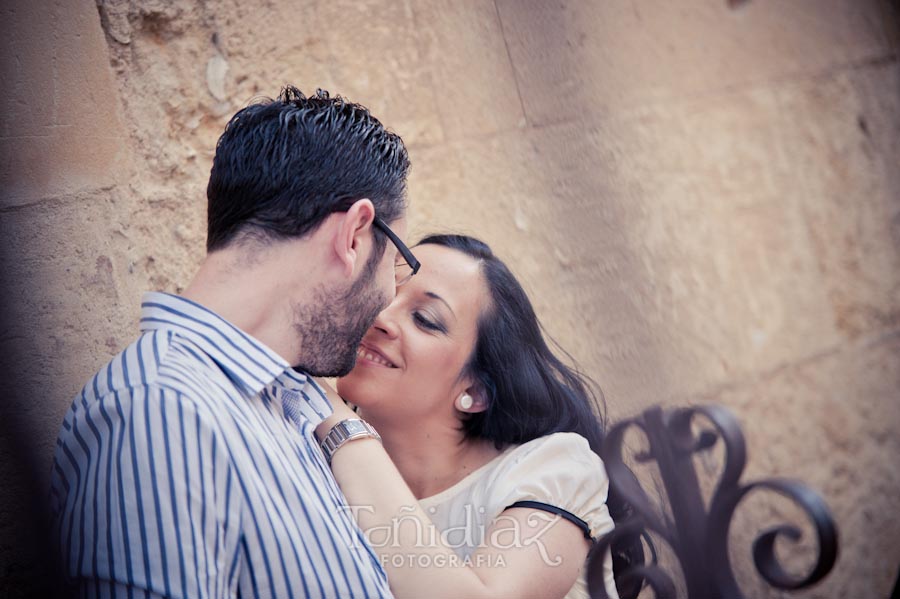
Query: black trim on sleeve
505,500,593,540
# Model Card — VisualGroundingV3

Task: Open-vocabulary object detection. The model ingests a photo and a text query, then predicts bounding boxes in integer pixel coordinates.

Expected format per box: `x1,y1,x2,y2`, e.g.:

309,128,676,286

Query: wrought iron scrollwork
588,404,838,598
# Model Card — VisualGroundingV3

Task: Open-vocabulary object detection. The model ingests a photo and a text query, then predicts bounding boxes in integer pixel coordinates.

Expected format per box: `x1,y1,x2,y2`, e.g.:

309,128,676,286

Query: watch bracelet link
320,419,381,464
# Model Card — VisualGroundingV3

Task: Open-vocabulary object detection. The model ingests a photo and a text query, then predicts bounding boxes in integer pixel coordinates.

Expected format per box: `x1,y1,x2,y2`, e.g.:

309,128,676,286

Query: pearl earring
458,393,474,410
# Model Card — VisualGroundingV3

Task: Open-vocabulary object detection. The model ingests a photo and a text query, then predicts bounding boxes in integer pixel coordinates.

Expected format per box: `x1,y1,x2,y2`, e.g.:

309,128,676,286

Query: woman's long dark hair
418,234,644,598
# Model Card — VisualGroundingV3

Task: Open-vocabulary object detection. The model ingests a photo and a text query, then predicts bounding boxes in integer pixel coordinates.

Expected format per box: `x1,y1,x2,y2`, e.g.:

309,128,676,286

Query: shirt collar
139,291,298,398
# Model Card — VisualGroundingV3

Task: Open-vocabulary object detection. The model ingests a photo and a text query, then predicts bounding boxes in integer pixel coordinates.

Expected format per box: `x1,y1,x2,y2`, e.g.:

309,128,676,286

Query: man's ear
332,199,376,278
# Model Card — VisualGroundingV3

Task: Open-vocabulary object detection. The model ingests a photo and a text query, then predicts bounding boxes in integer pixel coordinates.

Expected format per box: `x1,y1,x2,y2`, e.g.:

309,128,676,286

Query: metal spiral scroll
587,404,839,599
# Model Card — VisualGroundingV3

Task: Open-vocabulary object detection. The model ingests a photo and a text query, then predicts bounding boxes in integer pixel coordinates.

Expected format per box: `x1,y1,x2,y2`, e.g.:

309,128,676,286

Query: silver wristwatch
319,419,381,464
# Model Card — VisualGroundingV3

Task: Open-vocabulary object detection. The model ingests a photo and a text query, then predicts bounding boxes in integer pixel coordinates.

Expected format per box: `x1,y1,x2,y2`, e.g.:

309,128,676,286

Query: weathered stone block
774,62,900,339
414,0,526,140
210,0,444,147
0,0,130,207
496,0,893,126
708,333,900,598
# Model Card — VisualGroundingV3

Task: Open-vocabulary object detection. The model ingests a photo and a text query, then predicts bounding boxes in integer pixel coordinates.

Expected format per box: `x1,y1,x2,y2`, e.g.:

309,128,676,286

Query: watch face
343,420,367,435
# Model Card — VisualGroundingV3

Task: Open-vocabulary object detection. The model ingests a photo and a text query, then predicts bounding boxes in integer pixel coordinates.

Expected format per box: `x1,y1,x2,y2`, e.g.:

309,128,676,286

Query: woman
315,234,634,599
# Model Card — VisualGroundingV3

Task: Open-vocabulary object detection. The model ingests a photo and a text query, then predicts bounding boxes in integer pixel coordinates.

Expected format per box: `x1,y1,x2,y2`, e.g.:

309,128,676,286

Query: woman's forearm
318,427,494,598
312,382,585,599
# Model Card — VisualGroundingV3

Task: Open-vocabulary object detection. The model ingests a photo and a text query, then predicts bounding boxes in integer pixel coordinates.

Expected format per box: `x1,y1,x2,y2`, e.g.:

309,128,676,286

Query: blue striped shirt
50,292,393,598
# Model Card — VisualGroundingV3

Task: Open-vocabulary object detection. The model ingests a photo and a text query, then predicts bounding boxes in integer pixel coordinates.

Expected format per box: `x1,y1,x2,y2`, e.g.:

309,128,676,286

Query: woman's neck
359,411,502,499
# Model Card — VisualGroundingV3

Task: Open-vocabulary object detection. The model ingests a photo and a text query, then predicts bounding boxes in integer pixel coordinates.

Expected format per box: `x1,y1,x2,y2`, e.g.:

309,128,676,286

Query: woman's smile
356,341,399,368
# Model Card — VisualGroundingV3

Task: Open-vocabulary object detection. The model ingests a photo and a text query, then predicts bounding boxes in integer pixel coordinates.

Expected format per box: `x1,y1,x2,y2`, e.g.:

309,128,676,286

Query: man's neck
181,240,327,365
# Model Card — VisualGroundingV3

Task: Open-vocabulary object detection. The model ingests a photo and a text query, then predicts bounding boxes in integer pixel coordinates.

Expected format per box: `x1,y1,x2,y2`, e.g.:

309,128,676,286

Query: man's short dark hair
206,86,410,253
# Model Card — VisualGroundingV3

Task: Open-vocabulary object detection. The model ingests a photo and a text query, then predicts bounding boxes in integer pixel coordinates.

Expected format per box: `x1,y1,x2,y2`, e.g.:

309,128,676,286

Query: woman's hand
312,377,358,441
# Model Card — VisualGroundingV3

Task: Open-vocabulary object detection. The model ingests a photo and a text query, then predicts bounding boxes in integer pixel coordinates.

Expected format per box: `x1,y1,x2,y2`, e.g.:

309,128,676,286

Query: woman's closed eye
413,311,446,333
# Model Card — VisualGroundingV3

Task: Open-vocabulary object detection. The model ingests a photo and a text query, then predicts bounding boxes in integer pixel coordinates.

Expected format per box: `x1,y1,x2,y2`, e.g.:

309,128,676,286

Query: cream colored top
418,432,620,599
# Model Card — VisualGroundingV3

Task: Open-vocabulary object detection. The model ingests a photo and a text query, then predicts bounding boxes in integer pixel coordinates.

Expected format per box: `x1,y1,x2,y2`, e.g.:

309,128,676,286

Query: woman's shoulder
422,433,602,505
496,431,601,470
485,432,610,516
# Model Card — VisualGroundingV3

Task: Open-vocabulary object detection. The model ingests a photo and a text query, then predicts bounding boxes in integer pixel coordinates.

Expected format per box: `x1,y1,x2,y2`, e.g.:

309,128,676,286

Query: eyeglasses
373,217,420,286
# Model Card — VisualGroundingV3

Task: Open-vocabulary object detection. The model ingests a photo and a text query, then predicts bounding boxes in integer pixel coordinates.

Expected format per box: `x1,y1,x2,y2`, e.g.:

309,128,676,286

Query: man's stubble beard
291,249,388,377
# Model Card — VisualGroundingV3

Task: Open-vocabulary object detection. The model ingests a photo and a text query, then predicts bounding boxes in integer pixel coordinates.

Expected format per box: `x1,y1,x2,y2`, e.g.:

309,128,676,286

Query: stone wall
1,0,897,596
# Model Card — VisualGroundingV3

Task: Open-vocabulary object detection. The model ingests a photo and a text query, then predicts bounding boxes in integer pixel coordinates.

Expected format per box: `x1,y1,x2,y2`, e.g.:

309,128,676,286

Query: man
49,87,415,598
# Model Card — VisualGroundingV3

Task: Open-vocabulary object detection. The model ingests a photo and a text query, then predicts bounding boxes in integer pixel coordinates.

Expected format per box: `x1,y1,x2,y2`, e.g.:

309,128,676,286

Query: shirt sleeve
486,432,619,598
50,384,240,599
487,432,614,538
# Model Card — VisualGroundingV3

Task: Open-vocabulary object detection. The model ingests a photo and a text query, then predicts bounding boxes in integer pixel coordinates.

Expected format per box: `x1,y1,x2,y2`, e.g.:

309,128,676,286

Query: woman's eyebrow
424,291,455,316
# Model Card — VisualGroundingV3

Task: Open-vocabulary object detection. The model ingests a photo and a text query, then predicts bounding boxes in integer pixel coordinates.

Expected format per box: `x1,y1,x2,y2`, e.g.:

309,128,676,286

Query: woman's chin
336,371,373,405
335,375,352,398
